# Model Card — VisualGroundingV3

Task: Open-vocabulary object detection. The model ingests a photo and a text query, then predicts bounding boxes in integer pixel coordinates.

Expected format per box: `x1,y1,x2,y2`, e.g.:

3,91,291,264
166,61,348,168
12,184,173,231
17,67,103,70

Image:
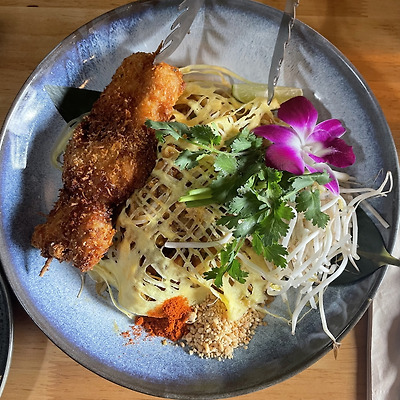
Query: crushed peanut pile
183,296,265,359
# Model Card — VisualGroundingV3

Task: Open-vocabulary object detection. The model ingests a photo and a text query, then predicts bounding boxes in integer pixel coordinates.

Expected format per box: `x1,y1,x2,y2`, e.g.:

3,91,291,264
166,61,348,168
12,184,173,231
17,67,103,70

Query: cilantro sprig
203,239,249,288
145,120,331,287
146,120,225,171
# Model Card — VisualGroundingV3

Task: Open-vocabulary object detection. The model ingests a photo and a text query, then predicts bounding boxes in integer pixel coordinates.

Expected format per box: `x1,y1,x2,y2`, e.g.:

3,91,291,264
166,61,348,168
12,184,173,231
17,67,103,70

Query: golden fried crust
62,53,185,204
88,53,185,131
32,50,185,272
31,192,115,272
62,123,157,204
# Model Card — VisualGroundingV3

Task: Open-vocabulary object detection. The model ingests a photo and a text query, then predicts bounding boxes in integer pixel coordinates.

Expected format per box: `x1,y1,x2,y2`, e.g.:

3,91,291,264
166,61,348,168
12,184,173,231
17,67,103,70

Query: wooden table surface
1,0,399,399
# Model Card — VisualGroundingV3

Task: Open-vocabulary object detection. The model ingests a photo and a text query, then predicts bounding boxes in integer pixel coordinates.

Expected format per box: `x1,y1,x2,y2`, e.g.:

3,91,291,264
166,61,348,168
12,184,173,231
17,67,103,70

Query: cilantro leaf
145,120,190,142
266,180,283,201
296,189,330,228
209,151,264,205
227,192,262,217
228,259,249,283
264,167,283,184
187,124,221,147
221,192,265,238
229,129,263,153
232,214,260,238
252,234,288,268
214,153,237,175
203,240,248,287
251,233,264,255
259,202,294,245
263,244,288,268
217,214,241,230
290,171,331,190
203,266,225,288
284,171,331,201
175,149,207,170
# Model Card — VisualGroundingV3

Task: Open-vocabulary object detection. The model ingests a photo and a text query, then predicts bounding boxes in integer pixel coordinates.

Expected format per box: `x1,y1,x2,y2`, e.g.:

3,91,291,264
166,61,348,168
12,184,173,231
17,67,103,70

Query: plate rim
0,0,398,398
0,271,13,398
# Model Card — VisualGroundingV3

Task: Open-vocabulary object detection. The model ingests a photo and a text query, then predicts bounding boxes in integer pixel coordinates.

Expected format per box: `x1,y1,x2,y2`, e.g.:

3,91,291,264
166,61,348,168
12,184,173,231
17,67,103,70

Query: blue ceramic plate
0,271,13,397
0,0,399,398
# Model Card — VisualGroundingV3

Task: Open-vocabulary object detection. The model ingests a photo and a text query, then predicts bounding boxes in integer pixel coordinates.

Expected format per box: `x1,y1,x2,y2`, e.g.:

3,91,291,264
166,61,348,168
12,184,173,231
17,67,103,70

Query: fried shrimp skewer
31,51,185,273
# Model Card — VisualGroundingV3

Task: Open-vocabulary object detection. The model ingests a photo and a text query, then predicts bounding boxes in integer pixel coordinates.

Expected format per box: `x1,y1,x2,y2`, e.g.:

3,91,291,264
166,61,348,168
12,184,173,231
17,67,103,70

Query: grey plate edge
0,272,13,398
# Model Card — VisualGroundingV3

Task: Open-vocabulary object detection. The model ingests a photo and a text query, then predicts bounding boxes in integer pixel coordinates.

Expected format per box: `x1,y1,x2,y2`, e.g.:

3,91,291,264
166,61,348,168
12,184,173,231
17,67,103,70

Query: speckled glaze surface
0,0,399,398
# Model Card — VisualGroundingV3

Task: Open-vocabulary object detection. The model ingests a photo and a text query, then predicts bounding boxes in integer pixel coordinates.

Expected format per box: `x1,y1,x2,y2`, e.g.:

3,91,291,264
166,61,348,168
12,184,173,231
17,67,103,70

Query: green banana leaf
45,85,100,122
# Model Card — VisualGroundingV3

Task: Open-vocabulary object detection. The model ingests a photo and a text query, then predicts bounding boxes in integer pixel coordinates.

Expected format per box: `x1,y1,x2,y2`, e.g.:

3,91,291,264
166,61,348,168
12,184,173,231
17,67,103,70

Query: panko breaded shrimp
31,50,185,274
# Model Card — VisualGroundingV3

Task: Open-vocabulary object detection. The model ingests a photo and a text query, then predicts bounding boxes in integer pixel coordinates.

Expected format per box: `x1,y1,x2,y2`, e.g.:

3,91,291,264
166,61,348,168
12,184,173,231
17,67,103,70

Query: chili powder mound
135,296,192,341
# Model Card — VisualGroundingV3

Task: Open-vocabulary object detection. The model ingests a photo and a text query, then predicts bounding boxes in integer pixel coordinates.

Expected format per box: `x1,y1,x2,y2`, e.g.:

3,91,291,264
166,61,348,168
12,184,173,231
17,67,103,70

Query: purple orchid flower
253,96,355,195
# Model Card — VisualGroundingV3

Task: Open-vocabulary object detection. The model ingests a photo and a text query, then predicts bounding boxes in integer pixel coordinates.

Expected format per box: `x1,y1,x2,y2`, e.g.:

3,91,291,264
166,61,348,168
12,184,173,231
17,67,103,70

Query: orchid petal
306,163,339,195
253,125,301,147
278,96,318,140
308,137,355,168
265,144,305,175
307,129,331,145
312,119,346,139
257,96,354,193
